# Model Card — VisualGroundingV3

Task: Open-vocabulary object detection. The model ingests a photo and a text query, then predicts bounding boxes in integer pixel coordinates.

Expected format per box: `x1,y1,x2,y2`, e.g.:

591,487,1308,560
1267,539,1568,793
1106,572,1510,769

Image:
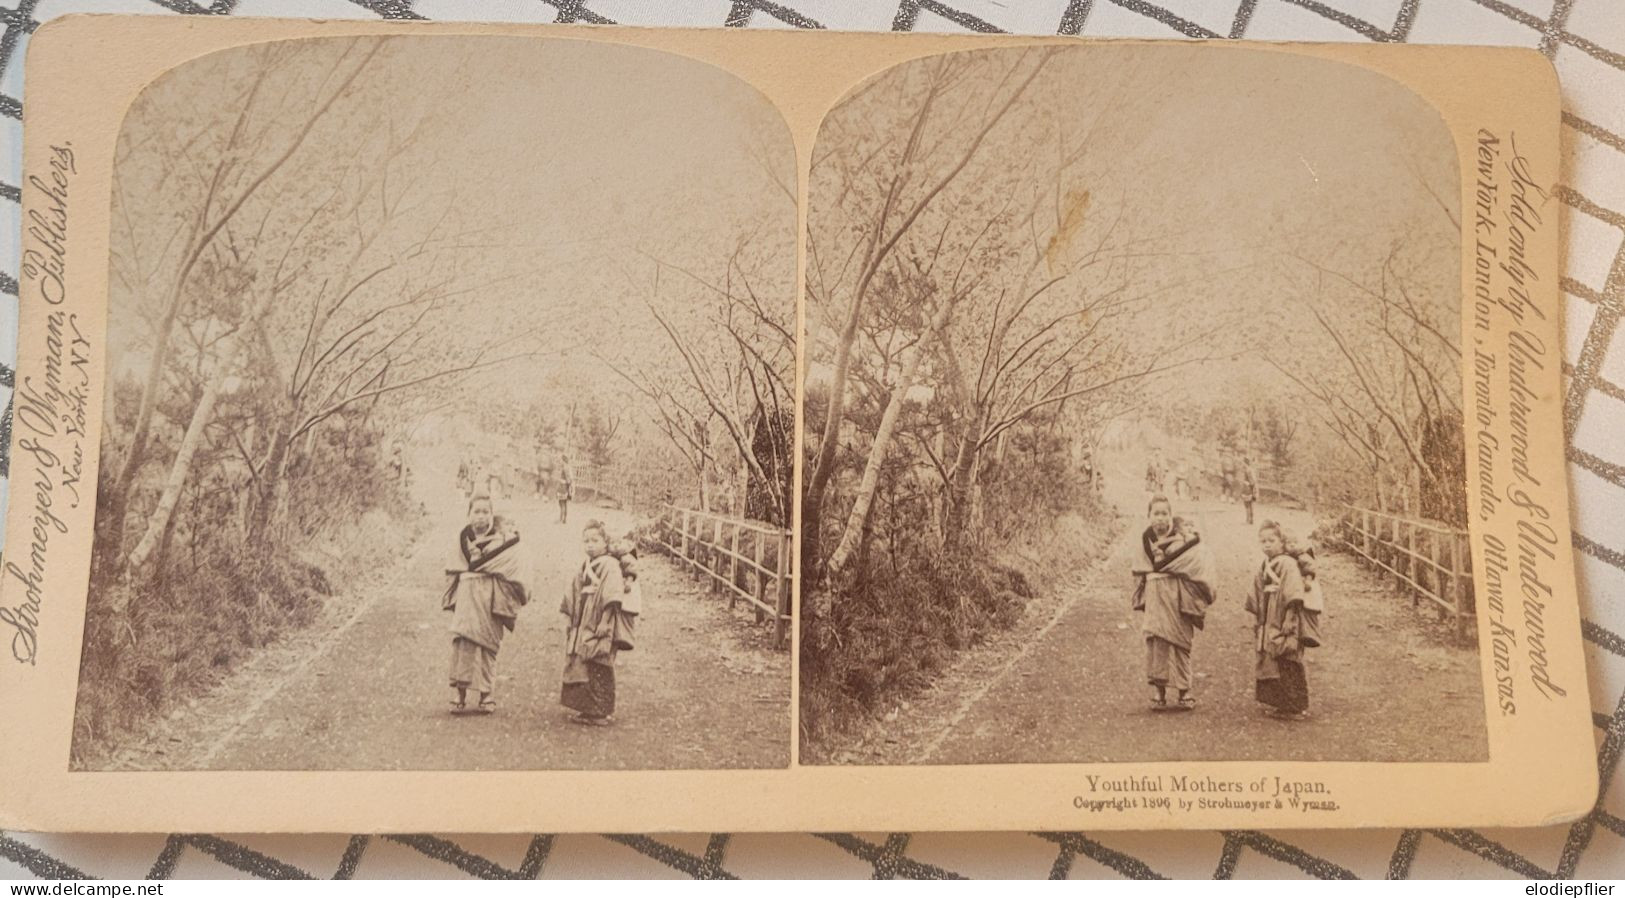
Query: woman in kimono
1247,520,1312,720
443,494,529,715
560,519,641,726
1131,495,1216,712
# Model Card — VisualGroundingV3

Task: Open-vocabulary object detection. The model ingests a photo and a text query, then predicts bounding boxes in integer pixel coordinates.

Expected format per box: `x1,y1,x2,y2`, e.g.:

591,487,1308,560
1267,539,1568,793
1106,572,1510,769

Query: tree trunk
942,416,986,551
824,375,911,579
125,371,228,577
247,431,293,550
126,287,282,578
103,46,377,572
826,299,953,579
100,260,196,571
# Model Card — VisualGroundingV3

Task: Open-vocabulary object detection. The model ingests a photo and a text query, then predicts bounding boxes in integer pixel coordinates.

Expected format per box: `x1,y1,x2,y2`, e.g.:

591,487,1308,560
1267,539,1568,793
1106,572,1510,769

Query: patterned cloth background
0,0,1621,880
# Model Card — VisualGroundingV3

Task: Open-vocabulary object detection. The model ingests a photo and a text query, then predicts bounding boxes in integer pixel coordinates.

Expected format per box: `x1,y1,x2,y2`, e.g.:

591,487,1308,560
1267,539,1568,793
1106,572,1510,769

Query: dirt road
831,451,1488,766
105,493,790,771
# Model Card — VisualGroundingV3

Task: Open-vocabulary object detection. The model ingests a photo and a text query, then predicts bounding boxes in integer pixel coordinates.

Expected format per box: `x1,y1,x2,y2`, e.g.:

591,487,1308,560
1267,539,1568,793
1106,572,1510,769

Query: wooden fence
572,464,691,513
1255,478,1308,510
1337,505,1475,643
653,504,793,649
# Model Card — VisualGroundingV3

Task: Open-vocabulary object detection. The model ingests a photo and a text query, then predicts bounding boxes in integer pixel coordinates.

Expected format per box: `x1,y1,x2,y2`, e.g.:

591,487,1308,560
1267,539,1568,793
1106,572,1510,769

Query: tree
580,401,623,468
119,38,541,579
801,50,1059,578
601,234,796,525
808,49,1222,578
101,39,388,573
803,50,1058,579
1271,239,1463,520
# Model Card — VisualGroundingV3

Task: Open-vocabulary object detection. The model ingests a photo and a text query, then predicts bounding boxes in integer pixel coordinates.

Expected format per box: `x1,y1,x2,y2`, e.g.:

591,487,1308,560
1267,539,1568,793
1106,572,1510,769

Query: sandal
449,699,471,715
1149,697,1168,712
1171,696,1197,712
475,699,497,715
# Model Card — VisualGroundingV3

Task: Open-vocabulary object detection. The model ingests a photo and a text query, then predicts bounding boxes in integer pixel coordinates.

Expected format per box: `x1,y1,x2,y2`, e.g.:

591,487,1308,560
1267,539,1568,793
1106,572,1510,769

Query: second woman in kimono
443,494,529,715
1131,495,1216,712
559,520,641,726
1246,520,1315,720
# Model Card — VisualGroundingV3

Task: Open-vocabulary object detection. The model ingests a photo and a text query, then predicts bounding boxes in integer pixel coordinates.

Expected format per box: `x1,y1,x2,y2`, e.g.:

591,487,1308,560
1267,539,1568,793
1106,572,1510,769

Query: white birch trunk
826,299,954,579
126,288,279,577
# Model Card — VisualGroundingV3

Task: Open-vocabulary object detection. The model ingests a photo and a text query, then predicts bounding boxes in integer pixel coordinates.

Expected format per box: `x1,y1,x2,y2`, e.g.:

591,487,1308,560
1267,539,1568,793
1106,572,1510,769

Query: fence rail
652,504,793,649
573,464,692,513
1255,479,1307,510
1336,505,1475,643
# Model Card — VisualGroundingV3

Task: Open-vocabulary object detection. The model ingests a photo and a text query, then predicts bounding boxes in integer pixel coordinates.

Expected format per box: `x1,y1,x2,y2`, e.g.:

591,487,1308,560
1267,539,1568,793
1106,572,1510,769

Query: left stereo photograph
69,33,796,772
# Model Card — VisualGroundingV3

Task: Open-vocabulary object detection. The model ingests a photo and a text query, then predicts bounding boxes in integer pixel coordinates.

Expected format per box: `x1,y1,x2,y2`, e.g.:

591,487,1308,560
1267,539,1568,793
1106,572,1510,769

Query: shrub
71,551,333,767
799,536,1047,755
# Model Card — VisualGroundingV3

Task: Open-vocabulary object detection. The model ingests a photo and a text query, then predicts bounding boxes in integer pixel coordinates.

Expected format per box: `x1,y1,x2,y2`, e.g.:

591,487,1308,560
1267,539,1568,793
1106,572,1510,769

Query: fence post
1431,532,1445,617
731,522,744,613
1403,519,1417,606
680,509,691,572
775,531,791,649
1449,535,1462,633
691,510,703,574
1374,512,1386,582
754,531,768,622
1378,506,1391,578
1451,535,1469,644
711,515,724,594
729,523,741,612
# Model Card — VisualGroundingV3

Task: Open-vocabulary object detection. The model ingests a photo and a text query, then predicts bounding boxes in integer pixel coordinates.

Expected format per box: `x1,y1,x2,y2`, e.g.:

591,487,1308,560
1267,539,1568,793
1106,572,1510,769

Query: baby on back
608,536,639,589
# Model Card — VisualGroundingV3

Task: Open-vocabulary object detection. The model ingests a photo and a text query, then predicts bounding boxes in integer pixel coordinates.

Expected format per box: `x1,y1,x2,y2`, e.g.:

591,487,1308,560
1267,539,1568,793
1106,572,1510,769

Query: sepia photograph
798,45,1489,766
0,16,1588,832
73,35,796,771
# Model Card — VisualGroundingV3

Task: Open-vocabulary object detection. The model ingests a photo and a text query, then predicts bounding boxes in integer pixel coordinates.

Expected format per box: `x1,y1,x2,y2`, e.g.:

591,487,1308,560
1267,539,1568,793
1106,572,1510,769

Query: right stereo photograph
797,43,1489,768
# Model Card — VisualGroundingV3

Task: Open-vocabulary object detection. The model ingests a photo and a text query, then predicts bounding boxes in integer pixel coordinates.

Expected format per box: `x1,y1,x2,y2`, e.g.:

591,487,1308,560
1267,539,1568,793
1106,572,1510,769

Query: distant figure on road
443,494,529,716
556,455,575,523
1240,456,1259,524
1220,450,1238,502
1131,495,1215,713
1247,520,1317,721
560,519,641,726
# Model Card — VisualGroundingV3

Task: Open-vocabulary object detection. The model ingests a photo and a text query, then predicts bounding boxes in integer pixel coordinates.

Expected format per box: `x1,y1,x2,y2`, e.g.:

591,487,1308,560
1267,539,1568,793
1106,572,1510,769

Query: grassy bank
70,507,424,768
800,495,1120,761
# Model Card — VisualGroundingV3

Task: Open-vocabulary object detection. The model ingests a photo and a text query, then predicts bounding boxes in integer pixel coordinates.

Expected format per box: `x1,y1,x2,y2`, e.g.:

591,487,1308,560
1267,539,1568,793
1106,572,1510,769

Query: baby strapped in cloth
1264,541,1326,648
609,537,643,607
